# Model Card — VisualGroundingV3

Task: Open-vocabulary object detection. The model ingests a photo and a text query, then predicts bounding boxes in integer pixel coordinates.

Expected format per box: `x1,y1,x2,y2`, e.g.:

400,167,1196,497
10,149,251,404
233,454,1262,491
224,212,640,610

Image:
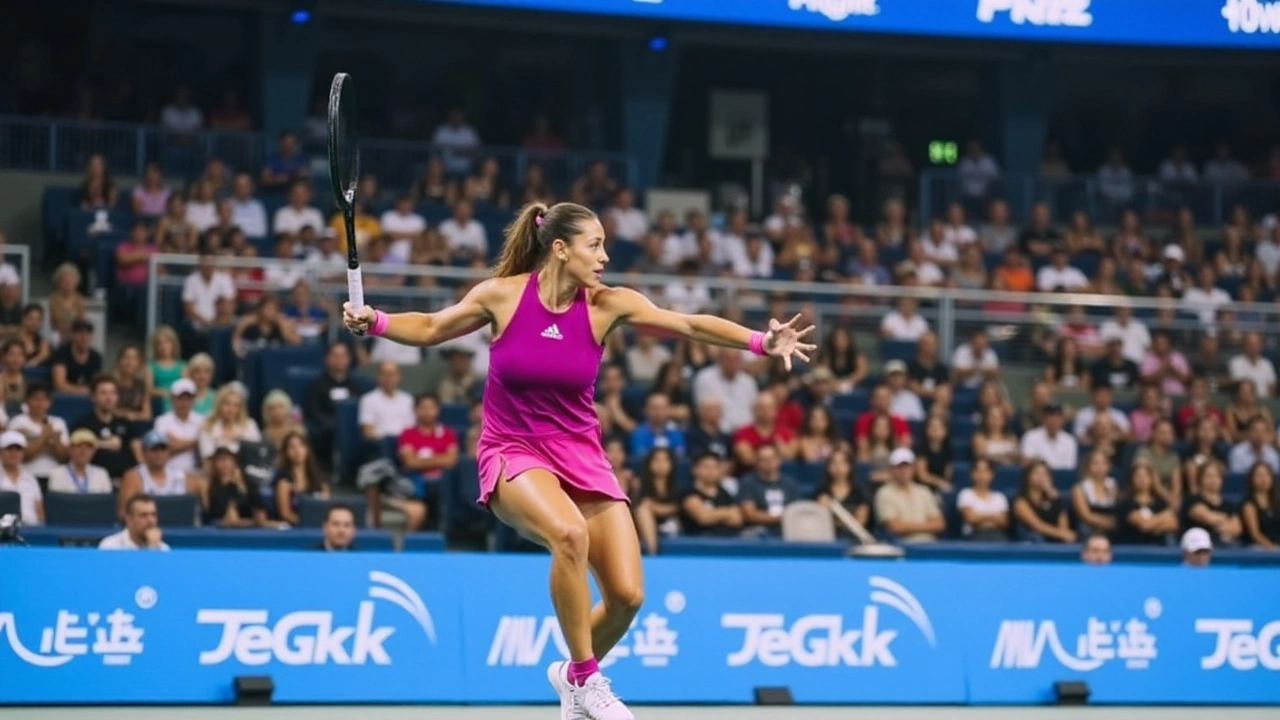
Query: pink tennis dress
475,271,628,508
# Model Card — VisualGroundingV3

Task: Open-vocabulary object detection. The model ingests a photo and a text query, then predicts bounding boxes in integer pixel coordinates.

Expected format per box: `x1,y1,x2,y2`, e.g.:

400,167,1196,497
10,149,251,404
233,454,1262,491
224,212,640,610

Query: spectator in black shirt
737,442,802,538
907,331,949,404
1181,461,1241,547
1012,461,1076,543
0,280,21,333
303,342,361,472
51,319,104,395
679,452,742,537
204,445,273,528
815,446,869,535
1087,337,1140,391
633,447,680,555
1017,202,1063,259
1113,463,1179,545
73,375,138,480
686,395,731,461
1240,463,1280,548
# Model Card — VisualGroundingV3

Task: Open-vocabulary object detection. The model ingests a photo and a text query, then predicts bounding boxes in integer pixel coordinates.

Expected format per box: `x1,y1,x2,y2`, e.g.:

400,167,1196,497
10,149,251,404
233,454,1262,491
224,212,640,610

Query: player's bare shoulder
588,283,647,317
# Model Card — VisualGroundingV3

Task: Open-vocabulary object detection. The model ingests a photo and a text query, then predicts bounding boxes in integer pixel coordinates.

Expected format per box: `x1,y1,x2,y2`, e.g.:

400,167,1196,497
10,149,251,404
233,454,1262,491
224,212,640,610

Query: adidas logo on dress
541,324,564,340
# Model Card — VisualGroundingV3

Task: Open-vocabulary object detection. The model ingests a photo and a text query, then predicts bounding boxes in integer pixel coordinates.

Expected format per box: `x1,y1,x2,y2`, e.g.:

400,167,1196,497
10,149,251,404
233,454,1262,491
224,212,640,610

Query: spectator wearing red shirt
762,377,804,436
732,393,797,471
853,385,912,447
378,393,458,531
1176,376,1225,440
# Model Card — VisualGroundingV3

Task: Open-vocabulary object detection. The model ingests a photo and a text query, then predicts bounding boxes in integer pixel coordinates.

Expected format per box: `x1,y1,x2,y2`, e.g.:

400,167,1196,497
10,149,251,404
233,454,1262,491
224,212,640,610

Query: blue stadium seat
442,459,494,544
951,460,971,488
878,339,917,363
830,391,868,415
285,366,323,407
51,393,92,426
206,327,236,385
660,536,846,558
23,366,50,385
1224,472,1246,496
608,239,641,271
941,489,962,539
1052,468,1077,493
950,436,974,463
993,465,1021,494
44,492,117,526
252,345,327,410
401,532,447,552
796,460,826,497
152,495,199,527
855,462,876,485
335,399,362,482
0,491,19,518
298,496,369,529
439,402,470,430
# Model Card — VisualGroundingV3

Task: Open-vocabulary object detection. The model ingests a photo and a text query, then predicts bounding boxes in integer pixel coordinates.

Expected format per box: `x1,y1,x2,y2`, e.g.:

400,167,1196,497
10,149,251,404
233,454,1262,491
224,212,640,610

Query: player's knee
607,583,644,616
547,520,589,563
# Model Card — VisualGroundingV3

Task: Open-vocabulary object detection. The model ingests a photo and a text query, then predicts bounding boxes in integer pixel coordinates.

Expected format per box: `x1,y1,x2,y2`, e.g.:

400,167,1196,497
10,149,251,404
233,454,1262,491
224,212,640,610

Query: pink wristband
369,309,390,337
748,331,767,357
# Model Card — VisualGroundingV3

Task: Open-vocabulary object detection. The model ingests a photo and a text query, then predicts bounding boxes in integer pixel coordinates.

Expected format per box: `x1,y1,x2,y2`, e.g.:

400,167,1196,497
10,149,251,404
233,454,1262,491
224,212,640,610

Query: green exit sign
929,141,958,165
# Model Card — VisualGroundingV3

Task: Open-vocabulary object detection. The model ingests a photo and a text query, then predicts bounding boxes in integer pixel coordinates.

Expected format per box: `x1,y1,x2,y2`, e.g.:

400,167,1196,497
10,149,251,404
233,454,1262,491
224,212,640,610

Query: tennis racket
327,72,363,313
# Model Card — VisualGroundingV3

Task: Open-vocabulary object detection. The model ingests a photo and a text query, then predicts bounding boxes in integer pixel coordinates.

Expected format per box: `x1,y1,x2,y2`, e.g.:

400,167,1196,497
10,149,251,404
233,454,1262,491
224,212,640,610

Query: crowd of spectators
7,118,1280,560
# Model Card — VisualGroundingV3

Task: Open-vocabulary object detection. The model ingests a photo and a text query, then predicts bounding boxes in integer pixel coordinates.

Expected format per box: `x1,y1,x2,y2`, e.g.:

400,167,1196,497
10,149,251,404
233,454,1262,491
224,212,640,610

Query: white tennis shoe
571,672,634,720
545,661,583,720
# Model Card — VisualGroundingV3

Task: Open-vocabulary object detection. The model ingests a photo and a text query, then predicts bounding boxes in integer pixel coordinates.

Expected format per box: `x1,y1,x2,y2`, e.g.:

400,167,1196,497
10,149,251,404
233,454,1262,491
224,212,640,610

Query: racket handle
347,267,365,313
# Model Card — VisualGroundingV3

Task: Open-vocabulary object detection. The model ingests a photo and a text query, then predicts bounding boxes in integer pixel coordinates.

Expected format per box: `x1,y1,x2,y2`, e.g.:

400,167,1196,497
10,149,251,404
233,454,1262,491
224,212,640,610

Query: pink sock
567,657,598,686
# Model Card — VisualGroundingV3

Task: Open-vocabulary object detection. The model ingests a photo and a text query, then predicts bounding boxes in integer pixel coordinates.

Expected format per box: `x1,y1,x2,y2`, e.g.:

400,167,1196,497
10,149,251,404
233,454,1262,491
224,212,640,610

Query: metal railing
918,169,1280,229
0,115,639,191
145,253,1280,370
4,245,31,305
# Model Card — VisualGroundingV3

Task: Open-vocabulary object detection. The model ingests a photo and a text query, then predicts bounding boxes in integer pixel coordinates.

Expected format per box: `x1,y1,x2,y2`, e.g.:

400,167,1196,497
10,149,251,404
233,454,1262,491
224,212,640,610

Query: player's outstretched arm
599,286,816,370
344,280,494,347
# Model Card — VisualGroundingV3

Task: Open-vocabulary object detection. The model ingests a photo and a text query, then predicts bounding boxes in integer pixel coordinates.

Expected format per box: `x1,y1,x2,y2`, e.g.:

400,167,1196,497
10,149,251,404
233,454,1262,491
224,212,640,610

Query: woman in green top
147,325,187,412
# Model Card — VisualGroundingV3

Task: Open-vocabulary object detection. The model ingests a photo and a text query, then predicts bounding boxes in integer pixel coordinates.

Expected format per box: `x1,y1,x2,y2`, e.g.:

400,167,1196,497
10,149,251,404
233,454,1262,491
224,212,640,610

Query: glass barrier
145,252,1278,382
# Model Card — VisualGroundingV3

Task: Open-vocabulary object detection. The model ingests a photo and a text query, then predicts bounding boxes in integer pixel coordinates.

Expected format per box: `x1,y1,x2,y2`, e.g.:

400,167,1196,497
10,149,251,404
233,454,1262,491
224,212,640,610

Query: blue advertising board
1,548,1278,705
415,0,1280,50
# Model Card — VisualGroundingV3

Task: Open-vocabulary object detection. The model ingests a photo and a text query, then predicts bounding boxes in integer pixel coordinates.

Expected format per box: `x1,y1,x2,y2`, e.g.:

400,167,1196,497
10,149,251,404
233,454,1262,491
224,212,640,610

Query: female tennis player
344,201,814,720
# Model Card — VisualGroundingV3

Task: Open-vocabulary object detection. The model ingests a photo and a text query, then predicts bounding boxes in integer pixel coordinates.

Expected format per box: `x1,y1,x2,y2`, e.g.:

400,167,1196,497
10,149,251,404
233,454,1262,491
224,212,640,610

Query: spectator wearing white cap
873,448,945,543
0,430,42,526
47,429,111,495
99,493,170,550
153,378,205,474
1181,527,1213,567
884,360,924,422
6,383,69,483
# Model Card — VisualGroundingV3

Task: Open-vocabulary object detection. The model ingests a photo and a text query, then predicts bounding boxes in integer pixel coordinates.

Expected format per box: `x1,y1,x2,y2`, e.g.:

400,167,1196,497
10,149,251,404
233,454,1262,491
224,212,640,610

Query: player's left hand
764,314,817,371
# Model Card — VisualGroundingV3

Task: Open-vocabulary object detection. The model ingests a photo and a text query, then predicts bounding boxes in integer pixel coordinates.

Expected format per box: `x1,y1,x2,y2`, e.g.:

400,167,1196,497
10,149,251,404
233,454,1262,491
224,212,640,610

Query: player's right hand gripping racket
327,72,364,313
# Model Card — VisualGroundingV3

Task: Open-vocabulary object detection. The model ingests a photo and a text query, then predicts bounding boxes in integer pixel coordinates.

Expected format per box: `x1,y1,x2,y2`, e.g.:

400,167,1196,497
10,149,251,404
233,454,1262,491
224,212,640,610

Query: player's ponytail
493,201,597,278
494,202,549,278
